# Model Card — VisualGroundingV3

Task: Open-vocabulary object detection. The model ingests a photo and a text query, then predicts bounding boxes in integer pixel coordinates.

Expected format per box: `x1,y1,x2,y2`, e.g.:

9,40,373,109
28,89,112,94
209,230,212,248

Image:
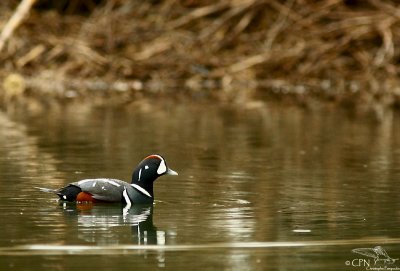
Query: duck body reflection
59,202,166,245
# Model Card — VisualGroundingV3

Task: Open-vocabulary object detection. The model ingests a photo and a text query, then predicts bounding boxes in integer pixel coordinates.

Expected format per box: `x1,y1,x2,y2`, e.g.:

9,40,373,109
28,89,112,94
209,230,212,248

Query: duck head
131,154,178,196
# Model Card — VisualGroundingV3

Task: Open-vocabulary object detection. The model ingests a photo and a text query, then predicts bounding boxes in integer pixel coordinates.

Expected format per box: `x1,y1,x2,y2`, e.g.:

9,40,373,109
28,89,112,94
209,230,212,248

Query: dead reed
1,0,400,110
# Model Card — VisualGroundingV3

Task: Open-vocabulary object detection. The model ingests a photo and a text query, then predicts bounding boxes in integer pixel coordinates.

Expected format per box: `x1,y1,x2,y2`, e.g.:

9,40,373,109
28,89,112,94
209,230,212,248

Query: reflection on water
0,112,64,188
59,203,166,246
0,103,400,270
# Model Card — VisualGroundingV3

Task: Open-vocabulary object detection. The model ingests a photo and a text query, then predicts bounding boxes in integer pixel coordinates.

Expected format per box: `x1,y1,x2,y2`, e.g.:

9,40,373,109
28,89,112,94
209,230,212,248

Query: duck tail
35,187,58,193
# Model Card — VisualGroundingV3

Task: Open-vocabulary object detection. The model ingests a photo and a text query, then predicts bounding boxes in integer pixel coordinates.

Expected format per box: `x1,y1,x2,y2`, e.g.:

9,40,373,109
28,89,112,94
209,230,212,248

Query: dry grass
1,0,400,111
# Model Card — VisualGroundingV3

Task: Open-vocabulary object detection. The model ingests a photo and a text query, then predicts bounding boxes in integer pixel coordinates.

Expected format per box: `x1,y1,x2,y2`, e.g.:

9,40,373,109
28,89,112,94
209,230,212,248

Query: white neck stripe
122,188,132,208
131,184,152,198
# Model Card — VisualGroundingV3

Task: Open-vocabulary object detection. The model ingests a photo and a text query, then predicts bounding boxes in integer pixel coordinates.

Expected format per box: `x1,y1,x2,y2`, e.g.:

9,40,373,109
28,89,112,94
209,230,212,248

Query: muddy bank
1,0,400,115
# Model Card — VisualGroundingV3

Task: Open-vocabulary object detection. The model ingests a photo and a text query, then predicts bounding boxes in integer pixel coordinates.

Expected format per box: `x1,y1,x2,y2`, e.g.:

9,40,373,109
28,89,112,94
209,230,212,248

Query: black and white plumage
37,154,178,204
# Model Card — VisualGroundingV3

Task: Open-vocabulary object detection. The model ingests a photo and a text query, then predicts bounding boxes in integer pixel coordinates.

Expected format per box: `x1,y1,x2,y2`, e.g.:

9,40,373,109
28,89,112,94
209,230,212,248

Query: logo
353,246,398,265
345,246,400,270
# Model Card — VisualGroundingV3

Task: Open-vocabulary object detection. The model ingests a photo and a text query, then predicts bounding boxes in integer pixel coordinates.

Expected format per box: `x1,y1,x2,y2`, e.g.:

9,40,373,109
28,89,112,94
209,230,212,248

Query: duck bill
166,168,178,176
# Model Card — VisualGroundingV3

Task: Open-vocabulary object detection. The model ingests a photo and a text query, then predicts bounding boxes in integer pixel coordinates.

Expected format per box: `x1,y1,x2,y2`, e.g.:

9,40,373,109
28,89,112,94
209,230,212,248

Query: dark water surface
1,102,400,270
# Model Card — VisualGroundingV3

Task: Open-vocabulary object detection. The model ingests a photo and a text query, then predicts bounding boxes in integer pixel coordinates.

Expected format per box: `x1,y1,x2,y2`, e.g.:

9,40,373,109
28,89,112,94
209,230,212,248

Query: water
1,102,400,270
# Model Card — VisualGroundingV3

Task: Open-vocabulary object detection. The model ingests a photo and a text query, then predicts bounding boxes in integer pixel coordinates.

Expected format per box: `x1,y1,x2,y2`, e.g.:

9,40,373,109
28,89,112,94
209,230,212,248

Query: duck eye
145,165,149,170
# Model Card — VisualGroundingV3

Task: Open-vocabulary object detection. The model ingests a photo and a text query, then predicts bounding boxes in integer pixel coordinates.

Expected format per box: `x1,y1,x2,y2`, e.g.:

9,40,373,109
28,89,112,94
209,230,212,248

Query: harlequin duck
37,154,178,205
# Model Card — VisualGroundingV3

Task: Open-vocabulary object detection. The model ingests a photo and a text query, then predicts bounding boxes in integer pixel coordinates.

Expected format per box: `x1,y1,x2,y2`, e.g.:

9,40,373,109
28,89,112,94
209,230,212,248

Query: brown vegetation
1,0,400,112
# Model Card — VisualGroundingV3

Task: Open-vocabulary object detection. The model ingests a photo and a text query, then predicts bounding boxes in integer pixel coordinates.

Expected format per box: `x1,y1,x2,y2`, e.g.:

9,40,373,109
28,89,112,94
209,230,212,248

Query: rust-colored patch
144,155,161,160
76,191,94,202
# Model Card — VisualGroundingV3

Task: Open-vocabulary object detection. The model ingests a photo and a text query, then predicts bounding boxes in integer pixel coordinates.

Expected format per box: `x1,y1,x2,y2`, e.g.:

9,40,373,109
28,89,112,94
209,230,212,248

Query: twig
264,0,295,49
368,0,400,20
228,42,305,73
169,2,230,29
0,0,37,52
374,19,395,66
16,44,45,67
134,37,172,61
199,1,256,41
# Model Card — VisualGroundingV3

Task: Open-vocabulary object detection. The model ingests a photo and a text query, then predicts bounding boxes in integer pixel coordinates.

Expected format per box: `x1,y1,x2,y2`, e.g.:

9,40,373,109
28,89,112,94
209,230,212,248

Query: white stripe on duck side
131,184,152,198
122,188,132,208
78,179,121,187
